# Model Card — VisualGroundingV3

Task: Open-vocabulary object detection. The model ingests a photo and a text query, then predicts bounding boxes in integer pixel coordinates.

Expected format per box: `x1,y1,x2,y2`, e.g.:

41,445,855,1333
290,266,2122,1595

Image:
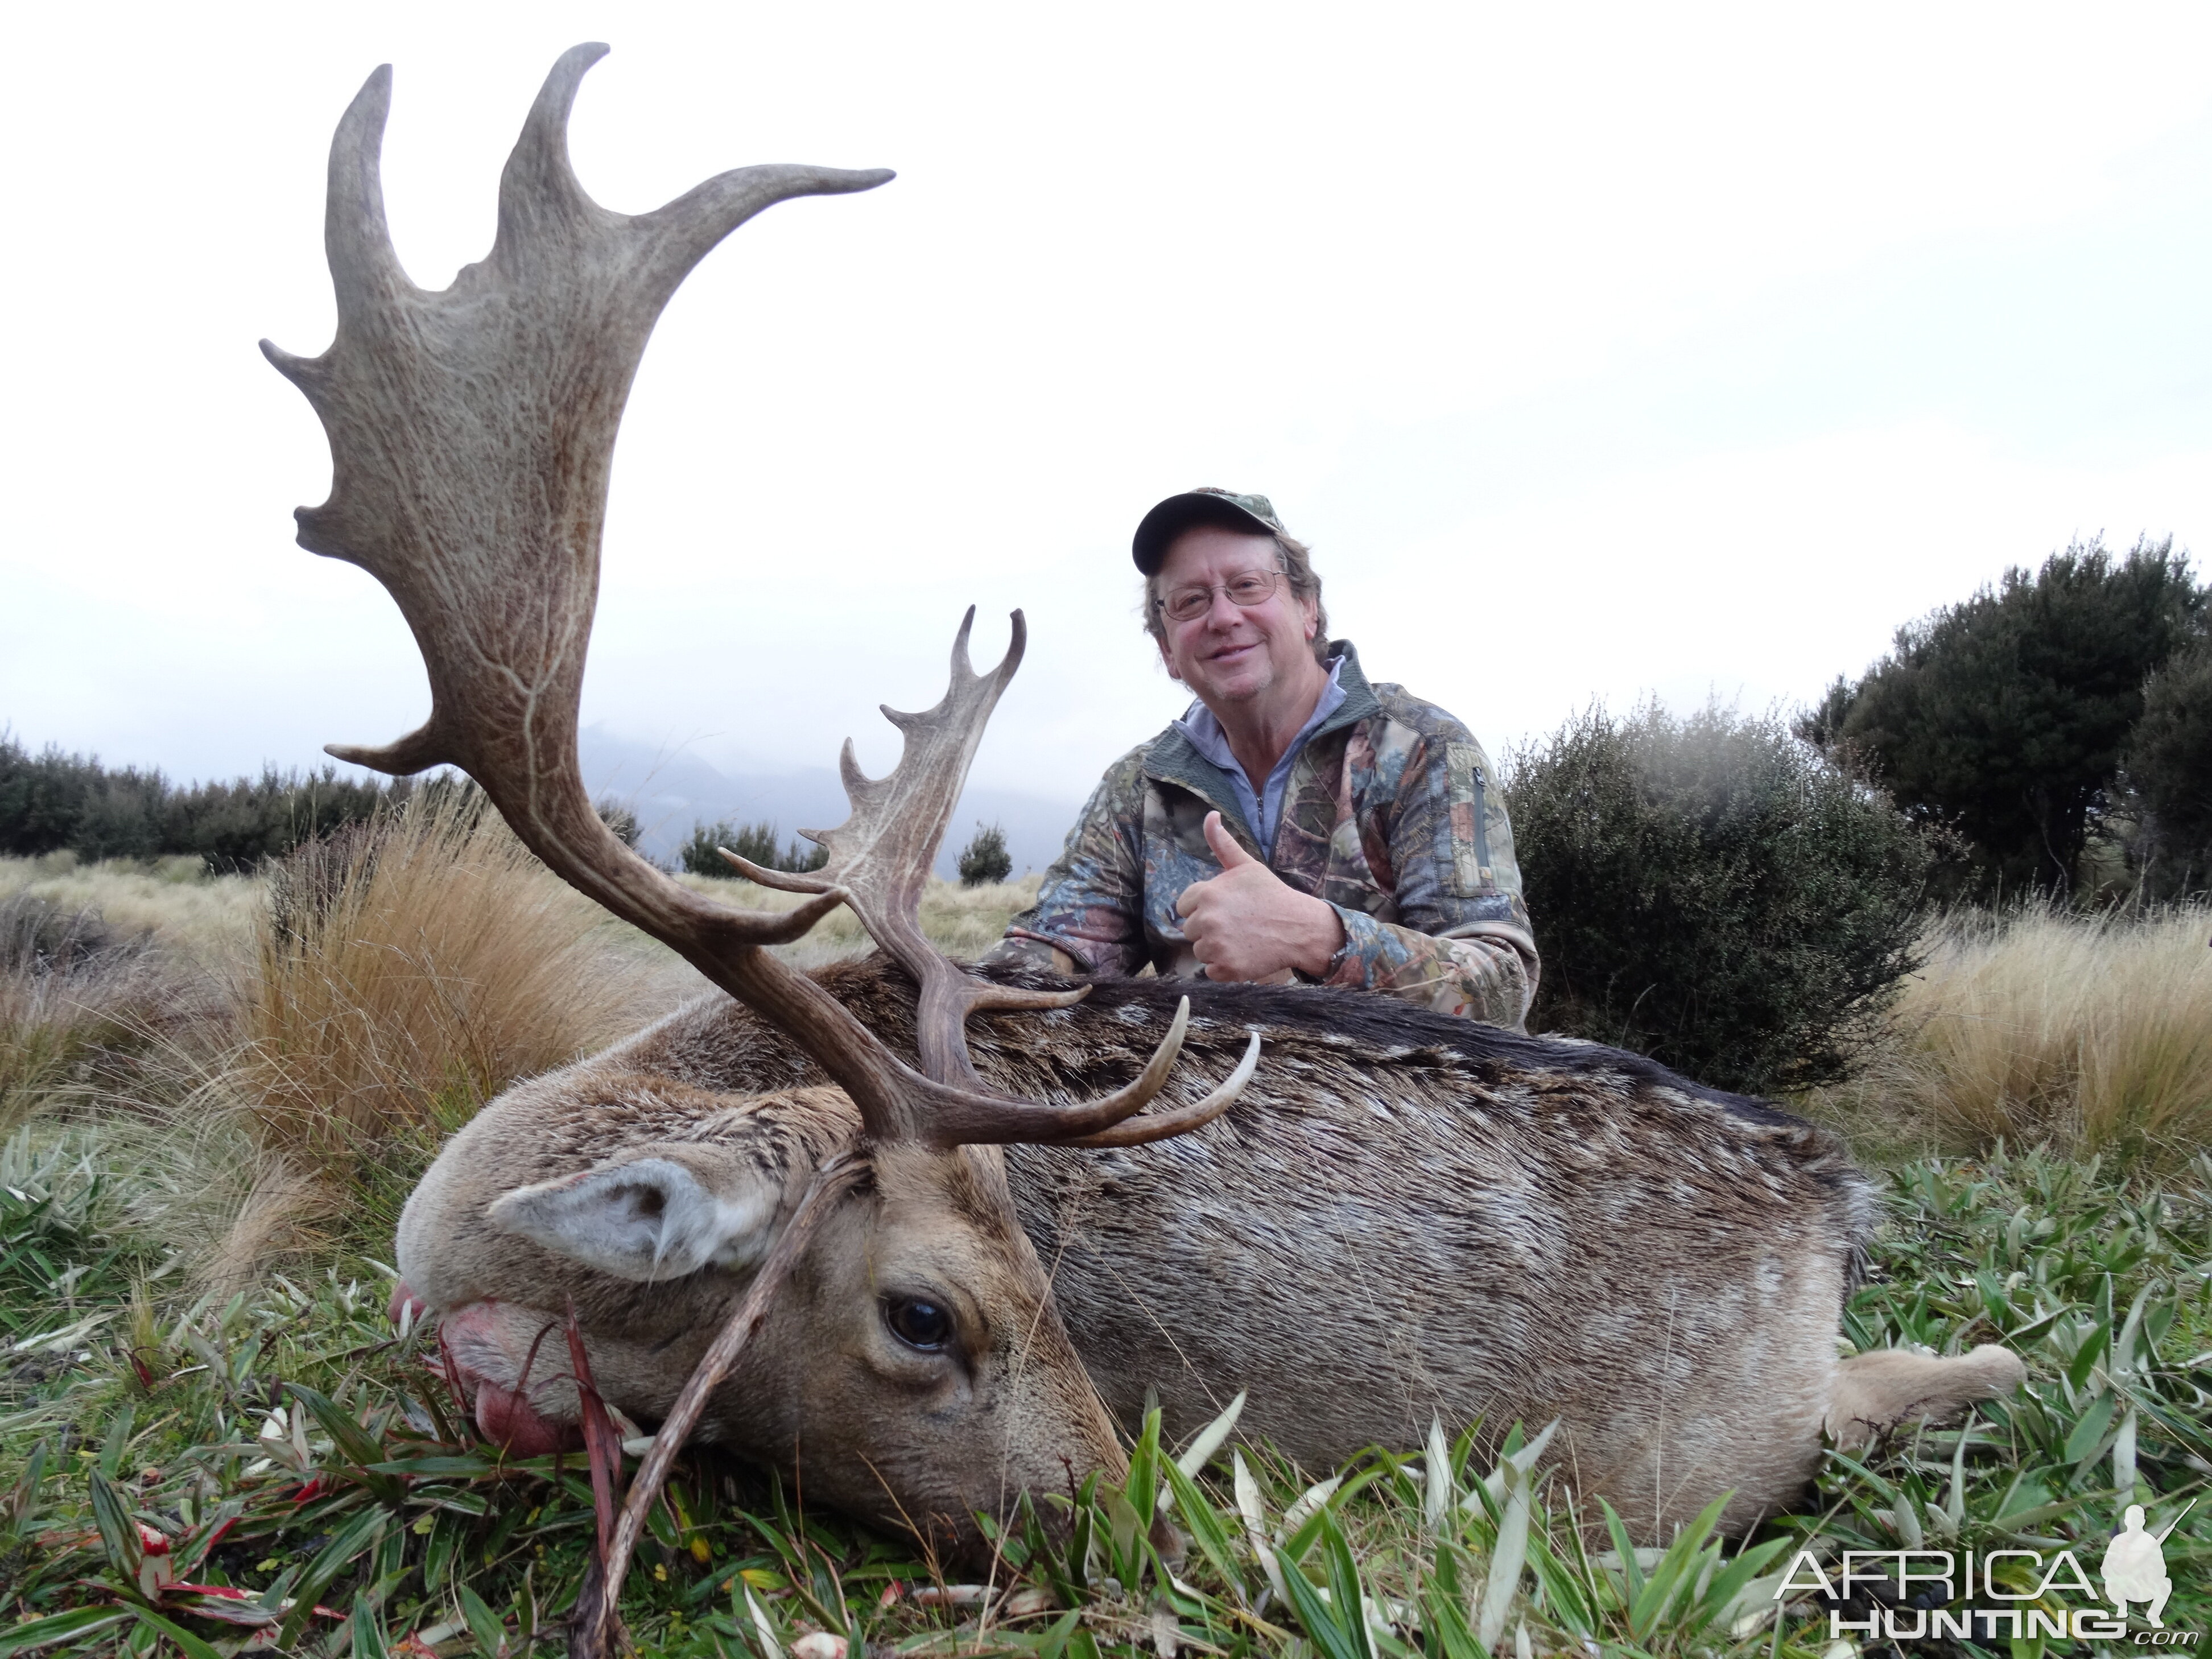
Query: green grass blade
1274,1545,1368,1659
97,1402,136,1481
275,1506,385,1648
1598,1499,1642,1606
1319,1511,1375,1659
3,1441,48,1538
1160,1456,1247,1602
1126,1406,1162,1533
0,1608,134,1657
1417,1565,1487,1659
351,1602,391,1659
1035,1608,1084,1659
84,1468,143,1584
1694,1536,1790,1635
124,1608,224,1659
457,1582,507,1657
1627,1493,1725,1637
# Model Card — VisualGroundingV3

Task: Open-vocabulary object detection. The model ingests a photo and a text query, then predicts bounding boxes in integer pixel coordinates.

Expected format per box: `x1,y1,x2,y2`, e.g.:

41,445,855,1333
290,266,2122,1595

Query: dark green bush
678,819,827,878
1505,703,1936,1095
2124,638,2212,897
1802,535,2203,894
0,732,408,870
956,822,1012,887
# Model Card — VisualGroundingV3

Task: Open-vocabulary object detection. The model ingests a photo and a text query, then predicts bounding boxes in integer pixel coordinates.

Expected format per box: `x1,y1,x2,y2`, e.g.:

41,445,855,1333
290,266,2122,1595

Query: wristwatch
1294,925,1353,985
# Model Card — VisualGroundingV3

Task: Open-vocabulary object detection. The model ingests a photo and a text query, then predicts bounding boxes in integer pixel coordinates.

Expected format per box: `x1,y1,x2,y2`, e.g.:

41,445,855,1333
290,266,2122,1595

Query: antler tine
505,43,602,211
906,997,1262,1150
325,64,412,317
1051,1031,1261,1148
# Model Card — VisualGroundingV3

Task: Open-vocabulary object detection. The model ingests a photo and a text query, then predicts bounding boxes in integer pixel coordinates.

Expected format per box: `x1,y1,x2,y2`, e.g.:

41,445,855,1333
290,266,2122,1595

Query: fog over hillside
578,727,1083,882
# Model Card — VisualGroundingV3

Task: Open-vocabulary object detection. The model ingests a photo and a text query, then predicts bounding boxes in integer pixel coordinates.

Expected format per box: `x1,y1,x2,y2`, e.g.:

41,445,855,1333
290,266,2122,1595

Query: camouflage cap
1131,488,1286,575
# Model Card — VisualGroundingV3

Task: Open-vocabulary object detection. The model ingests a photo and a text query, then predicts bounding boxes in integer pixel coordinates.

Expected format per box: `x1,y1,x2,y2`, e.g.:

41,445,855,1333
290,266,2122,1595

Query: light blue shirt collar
1171,656,1347,856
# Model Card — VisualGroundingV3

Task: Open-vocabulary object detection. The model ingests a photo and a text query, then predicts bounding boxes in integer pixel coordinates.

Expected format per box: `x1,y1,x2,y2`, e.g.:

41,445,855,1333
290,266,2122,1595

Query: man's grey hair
1141,533,1331,665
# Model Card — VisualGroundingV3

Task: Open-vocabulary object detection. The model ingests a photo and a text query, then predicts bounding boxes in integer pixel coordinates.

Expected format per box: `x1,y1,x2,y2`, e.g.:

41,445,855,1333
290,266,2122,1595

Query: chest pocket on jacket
1445,742,1497,898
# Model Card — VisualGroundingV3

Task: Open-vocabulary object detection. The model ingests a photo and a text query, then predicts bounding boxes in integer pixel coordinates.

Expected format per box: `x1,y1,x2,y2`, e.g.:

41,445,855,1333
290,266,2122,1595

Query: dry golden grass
1809,899,2212,1164
236,798,667,1174
0,852,262,955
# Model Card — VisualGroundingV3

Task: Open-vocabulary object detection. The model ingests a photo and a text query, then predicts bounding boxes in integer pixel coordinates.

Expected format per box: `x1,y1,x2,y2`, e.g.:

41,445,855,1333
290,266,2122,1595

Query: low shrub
593,794,643,849
956,820,1012,886
678,818,828,877
1505,702,1936,1094
2124,638,2212,898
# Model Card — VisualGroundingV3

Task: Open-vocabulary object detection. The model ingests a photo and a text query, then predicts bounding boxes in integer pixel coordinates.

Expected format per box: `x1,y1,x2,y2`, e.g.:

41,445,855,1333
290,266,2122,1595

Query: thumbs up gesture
1175,811,1348,983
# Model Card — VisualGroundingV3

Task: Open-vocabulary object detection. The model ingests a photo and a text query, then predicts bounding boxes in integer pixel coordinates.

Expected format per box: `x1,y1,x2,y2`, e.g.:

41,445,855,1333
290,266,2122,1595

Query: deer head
266,45,1256,1645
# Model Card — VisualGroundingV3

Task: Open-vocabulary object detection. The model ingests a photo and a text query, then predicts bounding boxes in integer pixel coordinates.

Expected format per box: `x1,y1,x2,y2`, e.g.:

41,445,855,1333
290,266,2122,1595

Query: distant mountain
577,727,1081,881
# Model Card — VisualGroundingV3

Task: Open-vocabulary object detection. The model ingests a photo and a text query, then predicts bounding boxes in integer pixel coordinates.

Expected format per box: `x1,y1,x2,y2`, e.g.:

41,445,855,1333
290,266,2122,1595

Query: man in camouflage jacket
986,489,1538,1030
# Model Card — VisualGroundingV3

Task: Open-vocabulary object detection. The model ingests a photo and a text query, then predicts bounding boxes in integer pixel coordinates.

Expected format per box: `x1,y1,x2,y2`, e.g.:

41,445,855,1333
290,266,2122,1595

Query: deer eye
882,1295,953,1352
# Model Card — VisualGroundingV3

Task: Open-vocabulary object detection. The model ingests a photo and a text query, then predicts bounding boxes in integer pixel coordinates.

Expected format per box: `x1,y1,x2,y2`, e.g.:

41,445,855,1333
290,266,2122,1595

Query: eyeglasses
1155,569,1286,624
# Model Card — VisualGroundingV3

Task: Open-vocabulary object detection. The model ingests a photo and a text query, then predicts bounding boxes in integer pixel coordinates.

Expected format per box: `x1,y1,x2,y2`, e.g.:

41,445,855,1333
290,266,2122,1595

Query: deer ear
487,1155,782,1282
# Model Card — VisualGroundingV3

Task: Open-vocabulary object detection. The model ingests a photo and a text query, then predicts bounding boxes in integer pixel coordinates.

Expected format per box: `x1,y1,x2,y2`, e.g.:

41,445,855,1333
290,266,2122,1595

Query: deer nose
472,1378,585,1458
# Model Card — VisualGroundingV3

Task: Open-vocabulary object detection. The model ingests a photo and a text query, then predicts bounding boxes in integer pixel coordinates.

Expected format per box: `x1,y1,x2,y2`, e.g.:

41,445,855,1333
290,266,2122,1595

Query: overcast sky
4,3,2208,823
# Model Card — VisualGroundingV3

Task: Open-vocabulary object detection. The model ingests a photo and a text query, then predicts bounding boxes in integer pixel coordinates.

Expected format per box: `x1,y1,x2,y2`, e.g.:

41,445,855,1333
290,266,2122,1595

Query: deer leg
1824,1344,2026,1449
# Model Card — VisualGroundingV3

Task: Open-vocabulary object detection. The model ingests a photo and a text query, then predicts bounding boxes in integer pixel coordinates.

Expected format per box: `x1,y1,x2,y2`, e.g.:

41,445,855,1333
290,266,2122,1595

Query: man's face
1154,527,1322,713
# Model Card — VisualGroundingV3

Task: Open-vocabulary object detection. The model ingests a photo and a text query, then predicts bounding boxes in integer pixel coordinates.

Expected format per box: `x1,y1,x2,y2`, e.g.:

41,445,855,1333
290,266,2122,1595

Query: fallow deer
265,45,2024,1650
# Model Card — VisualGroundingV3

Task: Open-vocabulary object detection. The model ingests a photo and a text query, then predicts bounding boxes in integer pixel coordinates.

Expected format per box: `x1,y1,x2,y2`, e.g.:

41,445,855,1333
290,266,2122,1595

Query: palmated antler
264,45,1257,1151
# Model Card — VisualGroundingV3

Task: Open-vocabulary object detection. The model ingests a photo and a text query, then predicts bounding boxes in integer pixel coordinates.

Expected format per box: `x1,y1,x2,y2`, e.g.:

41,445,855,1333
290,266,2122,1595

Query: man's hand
1175,811,1347,982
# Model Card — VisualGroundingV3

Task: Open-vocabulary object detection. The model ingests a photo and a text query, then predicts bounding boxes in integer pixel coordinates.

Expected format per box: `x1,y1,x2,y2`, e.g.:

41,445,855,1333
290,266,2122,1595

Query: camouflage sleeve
980,749,1151,977
1314,726,1540,1029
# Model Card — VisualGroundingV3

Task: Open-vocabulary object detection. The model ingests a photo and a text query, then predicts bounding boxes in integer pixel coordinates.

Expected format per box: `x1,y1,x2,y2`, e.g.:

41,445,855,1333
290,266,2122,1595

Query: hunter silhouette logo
2104,1503,2188,1629
1776,1499,2198,1644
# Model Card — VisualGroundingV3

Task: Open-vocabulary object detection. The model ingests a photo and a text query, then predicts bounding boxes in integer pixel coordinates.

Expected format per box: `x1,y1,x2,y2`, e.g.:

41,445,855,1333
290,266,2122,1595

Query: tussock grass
1872,900,2212,1163
237,797,667,1178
